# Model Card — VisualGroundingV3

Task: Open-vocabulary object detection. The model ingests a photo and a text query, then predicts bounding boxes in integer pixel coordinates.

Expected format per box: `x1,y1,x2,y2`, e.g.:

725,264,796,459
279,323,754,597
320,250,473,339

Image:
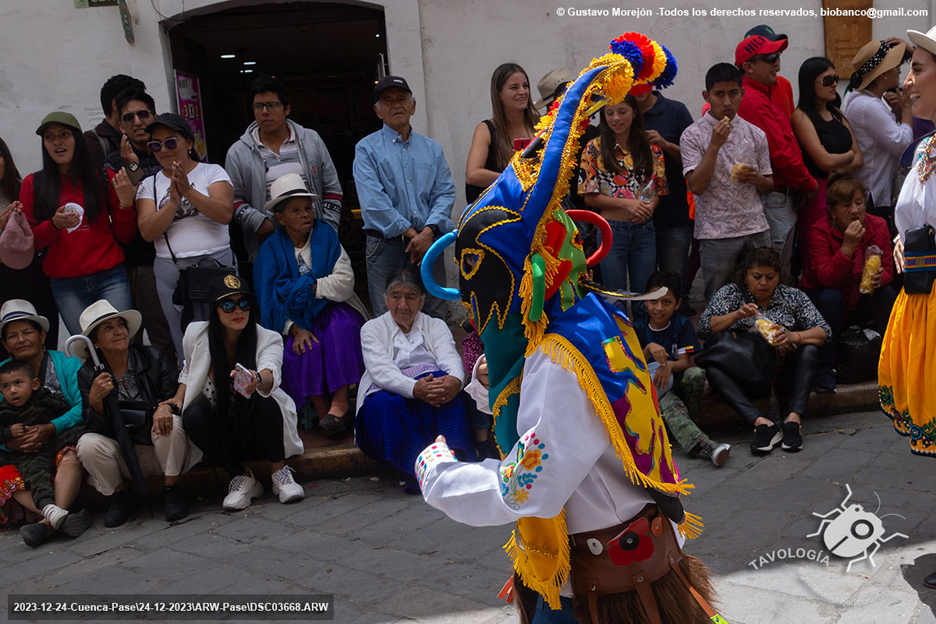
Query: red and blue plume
610,36,645,78
616,33,656,82
654,45,678,89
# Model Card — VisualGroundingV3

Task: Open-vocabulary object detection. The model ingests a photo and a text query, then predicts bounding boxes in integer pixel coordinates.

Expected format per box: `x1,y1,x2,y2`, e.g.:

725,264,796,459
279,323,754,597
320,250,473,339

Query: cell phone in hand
232,363,254,398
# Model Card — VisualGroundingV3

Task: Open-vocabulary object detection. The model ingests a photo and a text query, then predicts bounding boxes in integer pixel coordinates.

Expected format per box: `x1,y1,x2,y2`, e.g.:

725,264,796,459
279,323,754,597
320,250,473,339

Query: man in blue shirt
353,76,456,319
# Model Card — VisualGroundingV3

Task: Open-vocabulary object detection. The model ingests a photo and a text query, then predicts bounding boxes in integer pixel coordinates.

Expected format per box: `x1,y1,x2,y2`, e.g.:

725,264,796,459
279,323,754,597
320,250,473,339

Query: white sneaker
271,465,305,504
222,470,264,511
41,504,68,530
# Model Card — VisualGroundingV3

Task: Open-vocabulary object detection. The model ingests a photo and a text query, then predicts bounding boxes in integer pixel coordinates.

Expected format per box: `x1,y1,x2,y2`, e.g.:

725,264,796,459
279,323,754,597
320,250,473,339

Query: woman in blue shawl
254,174,366,436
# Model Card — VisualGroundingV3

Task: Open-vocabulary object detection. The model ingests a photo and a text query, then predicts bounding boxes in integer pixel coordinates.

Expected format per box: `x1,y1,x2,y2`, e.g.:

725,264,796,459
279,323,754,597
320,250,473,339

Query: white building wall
0,0,933,197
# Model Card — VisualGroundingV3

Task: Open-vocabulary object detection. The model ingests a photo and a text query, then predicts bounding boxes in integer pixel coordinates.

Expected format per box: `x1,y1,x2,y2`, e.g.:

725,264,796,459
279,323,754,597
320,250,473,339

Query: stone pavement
1,408,935,624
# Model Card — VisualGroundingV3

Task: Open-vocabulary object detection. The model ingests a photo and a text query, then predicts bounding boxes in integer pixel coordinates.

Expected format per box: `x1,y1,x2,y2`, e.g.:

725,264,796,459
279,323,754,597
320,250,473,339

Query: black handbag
118,400,155,446
162,232,235,305
695,329,777,388
903,225,936,295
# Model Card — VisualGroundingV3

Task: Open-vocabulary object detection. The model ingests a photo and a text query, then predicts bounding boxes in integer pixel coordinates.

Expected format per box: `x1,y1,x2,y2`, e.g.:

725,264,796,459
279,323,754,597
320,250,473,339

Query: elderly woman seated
75,301,202,527
354,272,472,492
697,247,831,455
799,172,897,393
254,173,366,436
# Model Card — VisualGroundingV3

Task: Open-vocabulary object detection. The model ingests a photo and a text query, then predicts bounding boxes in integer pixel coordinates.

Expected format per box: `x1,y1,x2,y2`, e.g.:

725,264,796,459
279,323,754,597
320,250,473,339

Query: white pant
76,415,203,496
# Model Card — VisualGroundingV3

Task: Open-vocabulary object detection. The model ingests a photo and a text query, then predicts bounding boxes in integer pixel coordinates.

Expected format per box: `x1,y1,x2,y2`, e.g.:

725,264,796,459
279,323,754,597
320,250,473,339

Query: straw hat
908,25,936,58
76,301,142,359
0,299,50,337
850,39,906,91
534,67,574,110
263,173,319,213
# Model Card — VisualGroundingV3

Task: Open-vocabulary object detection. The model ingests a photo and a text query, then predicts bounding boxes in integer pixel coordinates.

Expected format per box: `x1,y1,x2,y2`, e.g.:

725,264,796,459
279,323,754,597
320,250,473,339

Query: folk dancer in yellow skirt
879,28,936,579
880,26,936,450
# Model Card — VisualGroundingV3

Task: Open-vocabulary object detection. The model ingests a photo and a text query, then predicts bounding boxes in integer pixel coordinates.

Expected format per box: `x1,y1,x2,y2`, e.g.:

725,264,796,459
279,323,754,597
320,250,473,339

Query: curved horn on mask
565,210,613,267
420,231,460,301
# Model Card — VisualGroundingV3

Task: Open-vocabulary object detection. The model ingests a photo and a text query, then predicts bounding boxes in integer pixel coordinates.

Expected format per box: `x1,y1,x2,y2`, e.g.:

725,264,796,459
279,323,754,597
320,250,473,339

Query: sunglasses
753,53,780,65
147,137,182,153
122,110,153,124
816,75,840,87
217,298,251,314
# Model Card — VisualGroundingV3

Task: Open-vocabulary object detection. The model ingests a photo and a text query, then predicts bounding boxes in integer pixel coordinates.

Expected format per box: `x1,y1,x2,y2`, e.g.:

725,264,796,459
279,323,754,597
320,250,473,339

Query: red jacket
737,77,817,193
20,171,137,279
800,212,893,311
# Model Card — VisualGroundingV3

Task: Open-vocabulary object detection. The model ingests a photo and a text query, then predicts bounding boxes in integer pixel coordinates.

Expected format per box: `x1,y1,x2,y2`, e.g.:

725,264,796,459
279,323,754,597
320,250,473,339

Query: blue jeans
600,219,656,315
365,235,447,320
49,264,132,336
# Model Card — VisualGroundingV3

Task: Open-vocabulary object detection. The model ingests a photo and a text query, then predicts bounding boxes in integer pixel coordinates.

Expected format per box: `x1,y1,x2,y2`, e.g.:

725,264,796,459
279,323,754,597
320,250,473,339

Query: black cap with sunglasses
209,274,256,312
145,113,195,141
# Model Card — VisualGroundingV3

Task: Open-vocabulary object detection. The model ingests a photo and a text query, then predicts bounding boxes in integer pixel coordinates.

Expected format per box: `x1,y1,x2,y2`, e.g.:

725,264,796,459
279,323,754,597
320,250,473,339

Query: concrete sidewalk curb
118,381,878,503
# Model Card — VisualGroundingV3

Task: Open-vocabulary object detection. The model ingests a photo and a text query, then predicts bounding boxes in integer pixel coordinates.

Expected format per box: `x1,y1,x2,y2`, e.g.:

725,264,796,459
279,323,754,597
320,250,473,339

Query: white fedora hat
0,299,50,337
908,26,936,58
75,300,142,359
263,173,319,213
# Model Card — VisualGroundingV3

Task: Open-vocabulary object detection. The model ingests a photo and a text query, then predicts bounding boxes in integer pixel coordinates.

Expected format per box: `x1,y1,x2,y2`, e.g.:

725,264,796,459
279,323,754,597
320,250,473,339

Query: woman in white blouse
172,274,304,511
135,113,235,362
354,272,471,492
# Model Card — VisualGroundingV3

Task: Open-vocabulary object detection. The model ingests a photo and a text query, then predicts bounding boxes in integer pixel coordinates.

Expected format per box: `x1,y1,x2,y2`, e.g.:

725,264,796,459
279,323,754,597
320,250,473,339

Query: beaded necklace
918,135,936,184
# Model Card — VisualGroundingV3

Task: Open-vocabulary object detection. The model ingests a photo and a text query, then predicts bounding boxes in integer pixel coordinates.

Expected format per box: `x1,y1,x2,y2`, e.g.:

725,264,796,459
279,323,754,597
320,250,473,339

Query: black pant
182,393,285,478
706,344,819,425
804,286,897,367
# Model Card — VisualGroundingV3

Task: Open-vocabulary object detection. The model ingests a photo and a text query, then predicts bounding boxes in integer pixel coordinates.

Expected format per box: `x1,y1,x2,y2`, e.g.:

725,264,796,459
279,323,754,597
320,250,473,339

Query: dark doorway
167,1,387,280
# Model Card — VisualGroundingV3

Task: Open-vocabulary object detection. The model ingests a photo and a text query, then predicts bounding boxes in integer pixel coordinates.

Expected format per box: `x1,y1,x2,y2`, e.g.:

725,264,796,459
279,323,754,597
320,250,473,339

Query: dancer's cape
431,34,699,609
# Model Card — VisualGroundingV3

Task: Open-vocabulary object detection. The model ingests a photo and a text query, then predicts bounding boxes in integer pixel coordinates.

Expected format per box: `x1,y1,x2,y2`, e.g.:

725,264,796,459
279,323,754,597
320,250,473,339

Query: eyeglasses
121,110,153,124
217,298,251,313
252,101,283,112
753,53,780,64
147,137,179,153
816,75,840,87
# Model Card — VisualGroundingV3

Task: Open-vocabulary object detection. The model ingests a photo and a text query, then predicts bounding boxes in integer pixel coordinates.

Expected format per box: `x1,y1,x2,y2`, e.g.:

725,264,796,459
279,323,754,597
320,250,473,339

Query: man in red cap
736,34,818,281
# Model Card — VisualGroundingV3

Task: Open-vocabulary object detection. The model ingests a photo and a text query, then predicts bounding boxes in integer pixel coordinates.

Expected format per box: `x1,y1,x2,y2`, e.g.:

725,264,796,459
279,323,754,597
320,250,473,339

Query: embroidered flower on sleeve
500,431,550,510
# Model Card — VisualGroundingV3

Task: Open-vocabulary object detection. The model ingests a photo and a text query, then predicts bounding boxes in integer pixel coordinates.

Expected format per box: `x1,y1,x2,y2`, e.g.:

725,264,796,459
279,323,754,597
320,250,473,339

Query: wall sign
175,71,208,161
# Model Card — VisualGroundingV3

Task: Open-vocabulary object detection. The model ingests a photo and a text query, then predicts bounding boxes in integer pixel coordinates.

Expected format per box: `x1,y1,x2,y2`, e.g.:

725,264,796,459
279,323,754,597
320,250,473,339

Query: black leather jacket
77,344,179,439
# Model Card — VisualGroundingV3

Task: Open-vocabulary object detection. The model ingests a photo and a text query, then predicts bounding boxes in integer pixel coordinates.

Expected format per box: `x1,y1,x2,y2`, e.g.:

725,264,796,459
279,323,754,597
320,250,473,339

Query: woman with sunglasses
792,57,863,240
173,274,304,510
20,112,138,335
135,113,234,362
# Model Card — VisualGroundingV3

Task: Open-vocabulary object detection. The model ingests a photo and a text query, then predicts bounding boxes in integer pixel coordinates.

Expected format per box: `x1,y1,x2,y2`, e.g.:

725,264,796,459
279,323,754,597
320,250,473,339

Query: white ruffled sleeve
416,350,610,527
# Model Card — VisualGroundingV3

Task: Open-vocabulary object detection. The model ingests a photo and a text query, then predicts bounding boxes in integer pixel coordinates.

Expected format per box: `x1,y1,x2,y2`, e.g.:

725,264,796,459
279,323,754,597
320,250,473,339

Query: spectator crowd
0,23,929,550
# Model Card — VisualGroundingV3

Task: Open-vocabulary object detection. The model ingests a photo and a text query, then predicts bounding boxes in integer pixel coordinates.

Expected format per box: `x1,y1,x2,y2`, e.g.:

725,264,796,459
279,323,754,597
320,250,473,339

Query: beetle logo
807,484,908,572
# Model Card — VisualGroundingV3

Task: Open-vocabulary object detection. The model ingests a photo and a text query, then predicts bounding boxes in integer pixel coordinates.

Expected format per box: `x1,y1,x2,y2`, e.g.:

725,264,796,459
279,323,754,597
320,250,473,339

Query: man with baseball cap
737,33,818,280
352,75,456,319
744,26,795,118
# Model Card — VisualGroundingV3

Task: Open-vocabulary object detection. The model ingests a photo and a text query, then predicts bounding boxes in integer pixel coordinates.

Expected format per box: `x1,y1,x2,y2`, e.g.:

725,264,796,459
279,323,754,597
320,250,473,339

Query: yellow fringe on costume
539,334,690,495
506,513,573,610
879,281,936,456
506,332,698,610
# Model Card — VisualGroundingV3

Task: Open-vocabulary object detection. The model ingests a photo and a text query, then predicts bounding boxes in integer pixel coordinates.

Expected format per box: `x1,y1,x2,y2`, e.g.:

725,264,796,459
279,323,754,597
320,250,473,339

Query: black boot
163,485,188,522
104,490,136,528
924,571,936,589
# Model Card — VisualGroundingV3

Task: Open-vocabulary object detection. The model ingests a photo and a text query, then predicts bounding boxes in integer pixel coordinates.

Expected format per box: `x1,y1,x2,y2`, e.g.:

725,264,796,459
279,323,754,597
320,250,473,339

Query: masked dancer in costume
414,34,723,624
